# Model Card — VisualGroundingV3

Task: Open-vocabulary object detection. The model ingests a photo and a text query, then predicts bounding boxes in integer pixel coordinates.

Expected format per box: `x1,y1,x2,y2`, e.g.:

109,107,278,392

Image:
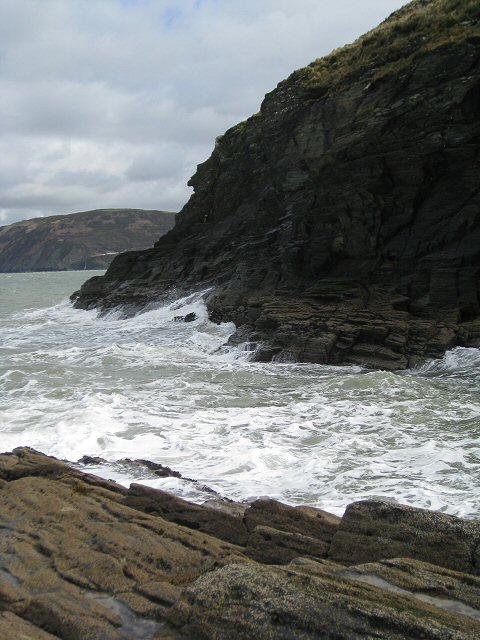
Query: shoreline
1,447,479,639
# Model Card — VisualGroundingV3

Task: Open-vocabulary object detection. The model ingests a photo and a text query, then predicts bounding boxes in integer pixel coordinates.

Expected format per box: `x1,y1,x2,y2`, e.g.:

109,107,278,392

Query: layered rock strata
74,0,480,369
1,447,480,638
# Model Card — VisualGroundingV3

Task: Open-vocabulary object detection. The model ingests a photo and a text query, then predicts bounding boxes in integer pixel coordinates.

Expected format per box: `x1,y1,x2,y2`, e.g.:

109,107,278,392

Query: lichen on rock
1,447,480,638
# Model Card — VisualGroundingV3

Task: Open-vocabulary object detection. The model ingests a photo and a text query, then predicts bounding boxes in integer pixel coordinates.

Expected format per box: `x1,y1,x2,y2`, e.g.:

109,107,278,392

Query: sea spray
1,271,479,517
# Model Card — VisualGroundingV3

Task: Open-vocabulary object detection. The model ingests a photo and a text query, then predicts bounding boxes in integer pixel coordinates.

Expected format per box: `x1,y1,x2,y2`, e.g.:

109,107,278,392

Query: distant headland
0,208,175,272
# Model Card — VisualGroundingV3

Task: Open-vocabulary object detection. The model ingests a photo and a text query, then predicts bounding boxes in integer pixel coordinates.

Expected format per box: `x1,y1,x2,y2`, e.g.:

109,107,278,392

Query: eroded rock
244,497,340,543
329,499,480,574
0,449,247,640
124,483,248,546
168,563,480,639
1,447,480,639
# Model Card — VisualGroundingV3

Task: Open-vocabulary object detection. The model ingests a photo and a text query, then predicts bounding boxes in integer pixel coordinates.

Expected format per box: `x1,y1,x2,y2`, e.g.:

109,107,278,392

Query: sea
1,271,479,518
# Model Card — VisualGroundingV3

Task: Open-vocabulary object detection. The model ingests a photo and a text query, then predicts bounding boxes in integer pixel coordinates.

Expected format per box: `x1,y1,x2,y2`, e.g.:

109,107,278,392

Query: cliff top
292,0,480,91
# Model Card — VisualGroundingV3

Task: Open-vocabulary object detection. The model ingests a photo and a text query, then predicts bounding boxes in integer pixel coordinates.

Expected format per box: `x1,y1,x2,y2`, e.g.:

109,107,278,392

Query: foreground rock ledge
1,448,479,639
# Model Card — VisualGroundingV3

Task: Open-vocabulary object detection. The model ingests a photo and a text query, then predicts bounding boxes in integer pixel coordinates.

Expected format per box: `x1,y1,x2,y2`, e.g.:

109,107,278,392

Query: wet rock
119,458,183,479
77,453,220,494
77,455,109,466
173,313,197,323
329,500,480,574
124,483,249,546
244,497,340,543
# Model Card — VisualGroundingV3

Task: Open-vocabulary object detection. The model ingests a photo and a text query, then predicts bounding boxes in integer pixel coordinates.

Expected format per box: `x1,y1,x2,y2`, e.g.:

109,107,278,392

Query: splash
1,271,479,517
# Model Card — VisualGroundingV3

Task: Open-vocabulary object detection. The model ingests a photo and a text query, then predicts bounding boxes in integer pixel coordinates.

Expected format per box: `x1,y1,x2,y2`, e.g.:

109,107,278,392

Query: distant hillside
0,209,176,272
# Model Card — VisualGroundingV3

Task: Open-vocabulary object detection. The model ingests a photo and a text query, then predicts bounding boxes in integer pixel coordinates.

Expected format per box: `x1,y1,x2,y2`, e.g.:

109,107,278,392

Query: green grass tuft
291,0,480,93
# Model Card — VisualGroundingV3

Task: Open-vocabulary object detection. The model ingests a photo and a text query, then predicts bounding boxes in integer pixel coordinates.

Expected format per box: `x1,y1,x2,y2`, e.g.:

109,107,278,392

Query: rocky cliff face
0,209,175,272
75,0,480,369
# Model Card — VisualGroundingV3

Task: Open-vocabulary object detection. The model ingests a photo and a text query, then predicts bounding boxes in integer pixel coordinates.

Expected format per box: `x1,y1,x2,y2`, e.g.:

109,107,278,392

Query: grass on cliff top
222,0,478,140
294,0,480,91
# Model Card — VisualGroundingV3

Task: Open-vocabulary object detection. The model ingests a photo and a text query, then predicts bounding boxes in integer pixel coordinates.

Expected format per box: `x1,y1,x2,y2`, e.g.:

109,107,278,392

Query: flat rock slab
169,563,480,639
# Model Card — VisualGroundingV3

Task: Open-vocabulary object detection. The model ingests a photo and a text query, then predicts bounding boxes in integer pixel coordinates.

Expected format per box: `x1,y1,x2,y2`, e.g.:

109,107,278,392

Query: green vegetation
292,0,480,92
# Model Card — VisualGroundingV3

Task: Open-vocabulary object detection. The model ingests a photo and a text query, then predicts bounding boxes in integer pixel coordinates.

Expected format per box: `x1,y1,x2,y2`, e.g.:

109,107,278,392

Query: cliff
0,209,175,272
74,0,480,369
1,448,479,639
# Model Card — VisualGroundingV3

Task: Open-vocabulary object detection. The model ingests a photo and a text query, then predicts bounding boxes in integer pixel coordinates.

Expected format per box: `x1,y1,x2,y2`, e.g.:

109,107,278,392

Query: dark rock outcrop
1,447,480,638
0,208,175,272
329,499,480,574
124,483,249,546
74,0,480,369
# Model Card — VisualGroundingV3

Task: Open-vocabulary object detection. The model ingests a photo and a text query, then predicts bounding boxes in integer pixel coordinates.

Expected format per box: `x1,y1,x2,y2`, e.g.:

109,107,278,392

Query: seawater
1,271,479,517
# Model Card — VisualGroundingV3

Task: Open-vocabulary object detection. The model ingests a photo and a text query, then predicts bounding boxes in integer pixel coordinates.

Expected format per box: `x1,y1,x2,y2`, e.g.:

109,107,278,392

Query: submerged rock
1,447,480,638
74,0,480,369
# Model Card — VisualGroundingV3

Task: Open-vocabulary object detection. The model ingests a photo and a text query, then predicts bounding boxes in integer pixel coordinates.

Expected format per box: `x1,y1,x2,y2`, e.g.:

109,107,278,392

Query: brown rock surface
125,482,248,545
0,448,247,639
339,558,480,614
245,525,330,565
244,497,340,543
169,563,480,639
1,447,480,639
328,499,480,574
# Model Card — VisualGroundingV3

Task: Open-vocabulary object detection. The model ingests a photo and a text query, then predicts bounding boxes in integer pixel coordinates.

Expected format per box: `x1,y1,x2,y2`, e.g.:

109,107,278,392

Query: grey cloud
45,170,123,190
0,0,408,226
125,149,188,182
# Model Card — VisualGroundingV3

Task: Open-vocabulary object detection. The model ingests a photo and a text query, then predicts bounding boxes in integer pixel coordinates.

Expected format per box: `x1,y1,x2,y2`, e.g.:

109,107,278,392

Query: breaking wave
1,271,479,517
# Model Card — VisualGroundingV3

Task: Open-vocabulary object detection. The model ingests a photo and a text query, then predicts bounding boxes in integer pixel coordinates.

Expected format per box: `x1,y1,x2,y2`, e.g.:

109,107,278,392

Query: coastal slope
75,0,480,369
0,209,175,272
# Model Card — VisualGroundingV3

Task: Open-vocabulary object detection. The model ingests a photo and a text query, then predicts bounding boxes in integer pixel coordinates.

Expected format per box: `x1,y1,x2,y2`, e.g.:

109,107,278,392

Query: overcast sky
0,0,408,225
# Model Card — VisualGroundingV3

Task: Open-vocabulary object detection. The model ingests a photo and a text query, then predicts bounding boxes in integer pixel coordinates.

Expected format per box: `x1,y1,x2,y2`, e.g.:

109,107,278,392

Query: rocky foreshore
1,447,479,639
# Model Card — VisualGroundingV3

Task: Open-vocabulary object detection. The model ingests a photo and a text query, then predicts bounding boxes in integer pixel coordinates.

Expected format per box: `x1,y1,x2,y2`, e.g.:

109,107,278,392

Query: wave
2,275,480,519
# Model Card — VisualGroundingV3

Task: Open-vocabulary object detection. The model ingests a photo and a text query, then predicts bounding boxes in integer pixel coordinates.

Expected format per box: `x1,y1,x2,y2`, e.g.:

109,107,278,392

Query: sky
0,0,409,226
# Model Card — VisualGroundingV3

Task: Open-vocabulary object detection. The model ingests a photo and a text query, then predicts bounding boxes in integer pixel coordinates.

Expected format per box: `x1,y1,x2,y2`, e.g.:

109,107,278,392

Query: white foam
1,273,480,518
